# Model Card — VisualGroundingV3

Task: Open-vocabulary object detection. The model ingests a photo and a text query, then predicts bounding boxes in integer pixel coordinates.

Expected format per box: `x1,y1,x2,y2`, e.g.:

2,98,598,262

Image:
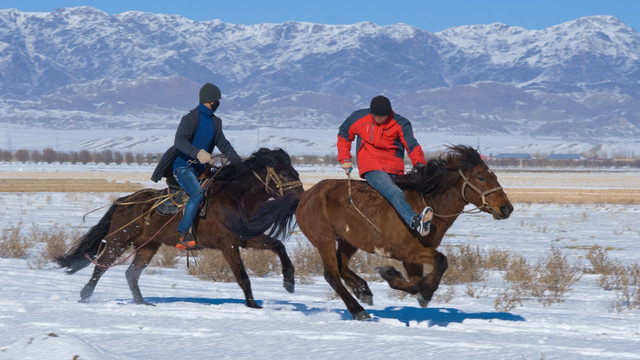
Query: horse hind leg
125,244,160,305
80,266,107,303
337,240,373,306
79,235,132,303
309,234,369,320
246,235,295,293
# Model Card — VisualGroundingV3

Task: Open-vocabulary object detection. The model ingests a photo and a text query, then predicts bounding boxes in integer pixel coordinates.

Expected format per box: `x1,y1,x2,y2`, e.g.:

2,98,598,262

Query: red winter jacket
337,109,425,177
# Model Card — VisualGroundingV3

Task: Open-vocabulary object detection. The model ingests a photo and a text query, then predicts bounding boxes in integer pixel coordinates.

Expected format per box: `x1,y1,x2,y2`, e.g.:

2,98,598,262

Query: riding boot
176,231,196,250
411,206,433,237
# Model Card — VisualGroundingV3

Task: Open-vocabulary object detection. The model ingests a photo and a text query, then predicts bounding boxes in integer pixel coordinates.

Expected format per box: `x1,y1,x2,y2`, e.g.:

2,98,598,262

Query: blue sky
3,0,639,32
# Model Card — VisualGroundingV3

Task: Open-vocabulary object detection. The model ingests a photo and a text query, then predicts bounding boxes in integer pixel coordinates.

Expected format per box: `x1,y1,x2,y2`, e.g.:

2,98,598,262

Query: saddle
156,177,207,217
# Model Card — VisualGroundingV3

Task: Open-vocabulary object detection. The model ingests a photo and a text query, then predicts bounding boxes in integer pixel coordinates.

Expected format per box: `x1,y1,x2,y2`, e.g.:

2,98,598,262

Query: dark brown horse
227,145,513,319
57,148,303,308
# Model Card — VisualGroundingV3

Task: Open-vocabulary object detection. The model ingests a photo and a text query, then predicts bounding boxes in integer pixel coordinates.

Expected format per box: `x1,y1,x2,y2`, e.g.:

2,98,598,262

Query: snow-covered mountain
1,7,639,139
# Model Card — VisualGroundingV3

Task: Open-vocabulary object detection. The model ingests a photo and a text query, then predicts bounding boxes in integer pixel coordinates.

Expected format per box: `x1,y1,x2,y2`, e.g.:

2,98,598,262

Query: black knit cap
370,95,392,116
199,83,221,103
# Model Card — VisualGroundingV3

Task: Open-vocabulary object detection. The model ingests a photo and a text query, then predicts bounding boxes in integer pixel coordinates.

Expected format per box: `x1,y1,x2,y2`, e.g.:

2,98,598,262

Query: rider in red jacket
337,95,433,236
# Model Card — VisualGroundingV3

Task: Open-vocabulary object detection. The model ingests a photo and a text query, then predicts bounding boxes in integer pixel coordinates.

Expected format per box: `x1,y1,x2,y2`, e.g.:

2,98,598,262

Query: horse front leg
377,248,448,308
376,266,421,294
125,244,159,305
415,251,448,307
220,242,261,309
337,240,373,306
246,235,295,293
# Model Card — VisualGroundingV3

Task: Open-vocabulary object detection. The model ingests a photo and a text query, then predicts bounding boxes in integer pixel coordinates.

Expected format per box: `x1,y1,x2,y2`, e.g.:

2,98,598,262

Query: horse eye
477,176,486,182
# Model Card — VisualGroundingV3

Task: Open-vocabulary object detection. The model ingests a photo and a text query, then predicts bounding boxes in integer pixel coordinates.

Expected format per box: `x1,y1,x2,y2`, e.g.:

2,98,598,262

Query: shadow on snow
120,296,525,326
369,306,525,327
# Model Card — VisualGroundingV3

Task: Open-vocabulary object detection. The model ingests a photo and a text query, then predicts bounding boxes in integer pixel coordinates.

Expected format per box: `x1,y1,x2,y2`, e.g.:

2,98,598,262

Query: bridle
458,169,503,215
253,166,303,197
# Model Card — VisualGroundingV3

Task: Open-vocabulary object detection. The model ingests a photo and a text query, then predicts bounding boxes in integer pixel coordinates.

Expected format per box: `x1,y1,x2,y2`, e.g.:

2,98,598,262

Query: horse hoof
359,294,373,306
417,294,430,308
78,298,90,304
376,266,401,282
247,301,263,309
353,311,371,321
283,280,295,293
134,298,155,306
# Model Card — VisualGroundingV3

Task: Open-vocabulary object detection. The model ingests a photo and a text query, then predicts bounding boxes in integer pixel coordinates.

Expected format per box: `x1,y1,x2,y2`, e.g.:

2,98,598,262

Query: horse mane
207,148,292,192
394,144,484,198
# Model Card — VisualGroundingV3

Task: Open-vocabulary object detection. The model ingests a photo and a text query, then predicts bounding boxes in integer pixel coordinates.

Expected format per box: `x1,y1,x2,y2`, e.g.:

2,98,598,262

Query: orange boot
176,232,196,250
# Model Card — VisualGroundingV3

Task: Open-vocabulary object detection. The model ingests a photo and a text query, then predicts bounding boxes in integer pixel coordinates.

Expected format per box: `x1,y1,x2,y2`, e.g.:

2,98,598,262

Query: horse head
212,147,303,200
458,164,513,220
244,148,303,198
410,144,513,220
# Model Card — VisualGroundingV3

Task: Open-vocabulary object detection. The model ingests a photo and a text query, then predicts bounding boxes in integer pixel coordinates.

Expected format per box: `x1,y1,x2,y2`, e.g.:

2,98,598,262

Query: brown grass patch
0,222,32,258
505,188,640,204
0,179,142,192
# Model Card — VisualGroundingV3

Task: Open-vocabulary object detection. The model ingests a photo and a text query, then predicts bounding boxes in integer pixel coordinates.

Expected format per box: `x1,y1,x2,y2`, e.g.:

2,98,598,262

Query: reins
347,172,382,233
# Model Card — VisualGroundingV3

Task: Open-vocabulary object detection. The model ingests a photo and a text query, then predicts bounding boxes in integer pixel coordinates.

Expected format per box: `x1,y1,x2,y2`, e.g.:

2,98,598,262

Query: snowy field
0,164,639,359
3,127,640,158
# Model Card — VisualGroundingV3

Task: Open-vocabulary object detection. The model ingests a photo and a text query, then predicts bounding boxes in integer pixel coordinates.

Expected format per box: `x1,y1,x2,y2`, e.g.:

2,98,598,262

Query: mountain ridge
1,7,639,139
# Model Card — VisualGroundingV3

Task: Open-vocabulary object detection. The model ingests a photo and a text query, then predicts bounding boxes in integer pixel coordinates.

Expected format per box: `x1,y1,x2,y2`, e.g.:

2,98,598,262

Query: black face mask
210,100,220,113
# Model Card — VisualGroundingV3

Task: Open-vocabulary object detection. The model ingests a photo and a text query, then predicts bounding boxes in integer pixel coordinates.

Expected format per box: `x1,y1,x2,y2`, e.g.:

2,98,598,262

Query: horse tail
226,191,301,240
56,202,118,274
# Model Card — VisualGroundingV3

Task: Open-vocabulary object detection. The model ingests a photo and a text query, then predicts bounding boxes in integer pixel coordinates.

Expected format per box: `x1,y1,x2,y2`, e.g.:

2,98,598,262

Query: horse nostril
500,205,511,218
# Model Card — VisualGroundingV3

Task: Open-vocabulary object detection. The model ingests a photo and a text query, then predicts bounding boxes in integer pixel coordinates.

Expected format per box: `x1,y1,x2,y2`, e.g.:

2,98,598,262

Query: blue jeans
364,170,417,227
173,166,204,234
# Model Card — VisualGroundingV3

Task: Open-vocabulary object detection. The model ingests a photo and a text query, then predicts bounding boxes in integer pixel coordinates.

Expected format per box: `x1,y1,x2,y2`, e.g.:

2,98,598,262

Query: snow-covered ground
0,164,639,359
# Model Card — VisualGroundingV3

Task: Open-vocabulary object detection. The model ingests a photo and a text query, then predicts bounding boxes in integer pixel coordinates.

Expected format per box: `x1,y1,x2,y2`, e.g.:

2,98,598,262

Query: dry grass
146,245,181,274
584,245,640,312
495,247,582,311
0,222,32,259
27,224,81,269
1,170,640,204
187,249,236,282
442,245,488,285
290,239,324,284
186,247,281,282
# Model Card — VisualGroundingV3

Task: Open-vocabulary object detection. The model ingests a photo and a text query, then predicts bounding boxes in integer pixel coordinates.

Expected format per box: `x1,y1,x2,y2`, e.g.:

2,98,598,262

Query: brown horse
57,148,303,308
226,145,513,319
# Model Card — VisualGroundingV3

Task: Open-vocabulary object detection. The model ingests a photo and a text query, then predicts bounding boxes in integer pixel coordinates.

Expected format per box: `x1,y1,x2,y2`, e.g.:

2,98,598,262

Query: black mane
209,148,291,181
395,144,484,198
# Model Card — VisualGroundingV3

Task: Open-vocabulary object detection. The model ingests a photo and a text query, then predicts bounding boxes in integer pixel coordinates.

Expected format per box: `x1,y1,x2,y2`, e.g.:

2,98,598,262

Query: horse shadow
368,306,525,326
119,297,525,326
118,297,249,306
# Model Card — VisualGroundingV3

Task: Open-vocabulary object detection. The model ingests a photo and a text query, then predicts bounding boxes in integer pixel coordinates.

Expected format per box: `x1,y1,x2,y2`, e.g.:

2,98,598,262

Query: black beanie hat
199,83,221,103
370,95,392,116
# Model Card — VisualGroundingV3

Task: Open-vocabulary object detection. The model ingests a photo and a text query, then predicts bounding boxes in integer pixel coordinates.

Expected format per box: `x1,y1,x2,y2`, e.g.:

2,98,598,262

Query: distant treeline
0,148,639,168
0,148,161,165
